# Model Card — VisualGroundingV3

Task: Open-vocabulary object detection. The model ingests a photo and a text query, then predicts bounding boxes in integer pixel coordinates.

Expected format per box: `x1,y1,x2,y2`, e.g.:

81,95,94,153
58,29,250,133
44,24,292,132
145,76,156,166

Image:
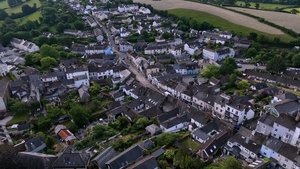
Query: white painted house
11,38,39,53
260,137,300,169
203,47,235,62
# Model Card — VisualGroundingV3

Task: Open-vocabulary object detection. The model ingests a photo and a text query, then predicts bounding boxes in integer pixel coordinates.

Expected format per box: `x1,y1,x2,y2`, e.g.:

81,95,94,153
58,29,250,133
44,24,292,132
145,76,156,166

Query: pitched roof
127,156,158,169
18,152,57,169
105,144,144,169
92,147,118,169
52,147,90,168
25,137,46,152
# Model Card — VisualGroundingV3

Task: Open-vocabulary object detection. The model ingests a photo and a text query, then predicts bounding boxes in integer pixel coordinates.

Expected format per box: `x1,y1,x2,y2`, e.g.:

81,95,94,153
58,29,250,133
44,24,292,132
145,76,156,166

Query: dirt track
227,7,300,33
133,0,284,35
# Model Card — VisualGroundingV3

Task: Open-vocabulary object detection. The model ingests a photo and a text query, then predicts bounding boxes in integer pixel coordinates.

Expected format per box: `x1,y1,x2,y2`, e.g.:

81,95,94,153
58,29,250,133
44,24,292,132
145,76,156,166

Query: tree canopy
266,55,286,73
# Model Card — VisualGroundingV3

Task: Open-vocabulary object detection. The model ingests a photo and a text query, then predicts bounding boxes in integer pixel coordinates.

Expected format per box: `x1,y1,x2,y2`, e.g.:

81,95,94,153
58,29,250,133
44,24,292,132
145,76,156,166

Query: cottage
54,125,77,144
260,137,300,169
224,127,266,161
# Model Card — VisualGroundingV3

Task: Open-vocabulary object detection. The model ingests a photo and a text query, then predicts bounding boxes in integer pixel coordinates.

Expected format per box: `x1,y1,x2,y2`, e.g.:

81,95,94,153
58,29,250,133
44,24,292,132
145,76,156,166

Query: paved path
93,16,163,94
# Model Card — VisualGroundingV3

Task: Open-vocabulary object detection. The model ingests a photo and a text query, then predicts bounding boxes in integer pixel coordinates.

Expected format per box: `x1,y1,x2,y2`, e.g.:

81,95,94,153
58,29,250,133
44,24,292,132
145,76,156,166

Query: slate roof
52,147,90,168
105,144,144,169
139,106,163,118
201,130,231,157
228,127,266,154
273,100,300,116
192,128,209,141
127,156,158,169
92,147,118,169
160,115,188,129
25,137,46,152
187,108,209,125
158,107,179,123
18,152,57,169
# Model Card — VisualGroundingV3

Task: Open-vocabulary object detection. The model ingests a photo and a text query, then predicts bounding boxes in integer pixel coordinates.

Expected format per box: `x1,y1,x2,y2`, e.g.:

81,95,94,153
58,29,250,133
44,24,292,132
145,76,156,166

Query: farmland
0,0,41,15
168,9,293,42
227,7,300,33
133,0,284,35
235,1,294,10
15,10,42,24
0,0,42,24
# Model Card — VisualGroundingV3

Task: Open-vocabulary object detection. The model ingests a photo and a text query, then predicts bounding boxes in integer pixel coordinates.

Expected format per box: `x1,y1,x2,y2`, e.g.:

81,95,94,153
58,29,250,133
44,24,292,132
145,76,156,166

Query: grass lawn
1,0,41,15
235,1,294,10
15,10,41,24
0,0,9,10
7,113,29,125
168,8,294,42
181,137,201,152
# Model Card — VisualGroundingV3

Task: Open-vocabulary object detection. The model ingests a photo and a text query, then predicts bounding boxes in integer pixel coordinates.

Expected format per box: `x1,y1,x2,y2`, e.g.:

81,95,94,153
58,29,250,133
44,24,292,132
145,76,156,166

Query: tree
40,56,57,70
40,45,59,58
7,0,22,7
155,133,179,146
248,32,258,40
201,64,220,78
25,53,42,66
56,22,66,33
266,55,286,73
292,54,300,67
69,104,90,128
245,47,258,58
73,20,84,30
237,80,250,90
162,32,173,40
173,150,204,169
219,58,238,75
21,4,37,15
255,3,260,9
290,9,299,14
131,117,151,132
0,9,8,20
8,99,29,116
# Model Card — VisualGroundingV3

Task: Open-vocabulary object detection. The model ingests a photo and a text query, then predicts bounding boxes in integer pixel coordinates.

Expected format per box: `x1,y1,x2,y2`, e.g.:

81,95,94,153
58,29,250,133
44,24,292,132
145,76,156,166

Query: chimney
245,137,250,144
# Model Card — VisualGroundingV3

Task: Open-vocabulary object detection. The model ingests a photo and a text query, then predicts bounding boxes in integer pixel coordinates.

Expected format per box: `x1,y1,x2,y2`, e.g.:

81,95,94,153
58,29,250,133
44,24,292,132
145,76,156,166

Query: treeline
241,0,300,5
224,7,299,38
0,1,91,46
137,3,215,31
7,0,23,7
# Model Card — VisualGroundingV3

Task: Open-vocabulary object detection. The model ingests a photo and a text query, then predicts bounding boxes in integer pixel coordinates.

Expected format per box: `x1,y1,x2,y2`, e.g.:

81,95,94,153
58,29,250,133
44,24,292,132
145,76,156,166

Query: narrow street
93,16,163,94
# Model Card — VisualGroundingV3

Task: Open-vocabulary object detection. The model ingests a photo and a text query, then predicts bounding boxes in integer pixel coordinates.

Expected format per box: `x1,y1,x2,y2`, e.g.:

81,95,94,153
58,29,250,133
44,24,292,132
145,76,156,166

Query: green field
283,7,300,15
0,0,41,15
15,10,41,24
235,1,293,10
168,8,294,42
